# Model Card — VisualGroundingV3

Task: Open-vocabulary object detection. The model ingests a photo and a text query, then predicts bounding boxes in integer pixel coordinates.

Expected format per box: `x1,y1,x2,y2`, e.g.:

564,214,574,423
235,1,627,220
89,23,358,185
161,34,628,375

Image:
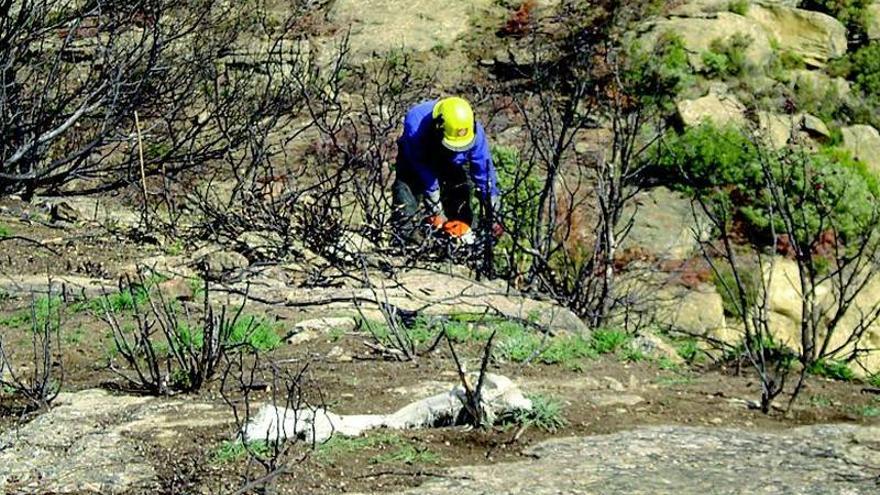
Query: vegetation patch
807,359,856,381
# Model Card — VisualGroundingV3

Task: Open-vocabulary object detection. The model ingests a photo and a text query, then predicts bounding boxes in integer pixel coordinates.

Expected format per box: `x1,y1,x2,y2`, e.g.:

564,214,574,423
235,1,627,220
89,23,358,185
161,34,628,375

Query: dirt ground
1,203,879,495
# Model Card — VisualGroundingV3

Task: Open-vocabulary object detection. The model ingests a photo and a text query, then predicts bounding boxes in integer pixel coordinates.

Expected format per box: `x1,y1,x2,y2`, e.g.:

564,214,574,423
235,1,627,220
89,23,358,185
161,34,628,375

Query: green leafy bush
624,32,693,107
700,34,753,79
652,123,880,245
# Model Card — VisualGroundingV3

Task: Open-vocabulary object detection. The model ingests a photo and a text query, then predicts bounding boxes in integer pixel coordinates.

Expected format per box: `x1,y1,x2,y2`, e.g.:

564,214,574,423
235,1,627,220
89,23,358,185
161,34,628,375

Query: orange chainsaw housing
442,220,471,238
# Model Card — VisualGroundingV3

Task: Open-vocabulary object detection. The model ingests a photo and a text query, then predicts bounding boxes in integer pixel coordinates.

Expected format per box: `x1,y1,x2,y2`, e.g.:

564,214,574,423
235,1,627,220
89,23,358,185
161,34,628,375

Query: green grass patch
370,444,440,465
676,339,702,364
211,440,271,463
809,395,832,408
229,315,282,352
0,224,10,239
316,433,402,463
0,295,62,329
591,329,629,354
657,356,680,371
807,359,856,381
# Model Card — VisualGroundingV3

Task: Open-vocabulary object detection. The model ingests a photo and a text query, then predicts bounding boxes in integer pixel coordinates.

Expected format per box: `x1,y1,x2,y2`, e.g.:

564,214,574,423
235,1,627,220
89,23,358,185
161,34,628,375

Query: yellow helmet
432,97,476,152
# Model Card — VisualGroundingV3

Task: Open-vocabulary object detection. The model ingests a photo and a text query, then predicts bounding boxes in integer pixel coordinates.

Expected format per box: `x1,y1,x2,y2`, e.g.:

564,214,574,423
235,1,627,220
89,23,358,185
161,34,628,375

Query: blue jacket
396,100,500,200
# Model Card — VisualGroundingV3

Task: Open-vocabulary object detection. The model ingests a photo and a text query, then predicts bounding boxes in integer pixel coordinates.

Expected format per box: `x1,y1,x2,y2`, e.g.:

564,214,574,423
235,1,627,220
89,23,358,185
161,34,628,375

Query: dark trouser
391,165,474,241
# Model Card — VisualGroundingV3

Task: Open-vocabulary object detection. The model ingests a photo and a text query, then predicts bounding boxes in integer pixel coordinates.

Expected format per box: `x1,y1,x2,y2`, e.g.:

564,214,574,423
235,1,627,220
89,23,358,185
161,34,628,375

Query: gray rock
630,332,684,364
379,424,880,494
0,390,229,494
677,92,747,129
801,113,830,138
620,186,709,260
189,246,249,280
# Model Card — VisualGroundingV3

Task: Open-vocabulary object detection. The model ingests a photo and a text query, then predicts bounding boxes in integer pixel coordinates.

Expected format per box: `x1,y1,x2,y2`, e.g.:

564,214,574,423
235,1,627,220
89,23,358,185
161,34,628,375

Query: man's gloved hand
425,215,446,230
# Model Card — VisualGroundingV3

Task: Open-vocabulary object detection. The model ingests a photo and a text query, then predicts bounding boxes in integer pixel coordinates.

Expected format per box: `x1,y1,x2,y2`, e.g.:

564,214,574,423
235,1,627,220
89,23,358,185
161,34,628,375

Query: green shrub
676,339,702,365
500,393,567,432
700,34,753,79
0,296,62,329
653,123,880,246
229,315,282,351
807,359,856,381
624,32,693,107
492,145,542,274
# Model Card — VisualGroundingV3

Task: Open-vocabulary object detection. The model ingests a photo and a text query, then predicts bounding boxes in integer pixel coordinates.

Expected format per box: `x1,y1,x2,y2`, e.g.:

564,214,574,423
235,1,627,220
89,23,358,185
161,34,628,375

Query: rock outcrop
0,390,230,494
745,4,847,68
369,424,880,494
842,125,880,175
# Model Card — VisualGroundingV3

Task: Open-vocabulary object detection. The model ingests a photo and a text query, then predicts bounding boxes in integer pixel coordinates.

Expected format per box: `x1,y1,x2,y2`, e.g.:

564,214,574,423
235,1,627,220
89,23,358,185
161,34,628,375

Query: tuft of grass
0,224,9,239
870,373,880,388
229,315,282,352
809,395,832,408
727,0,748,15
591,328,629,354
807,359,855,381
211,440,270,463
317,433,402,463
621,347,646,363
657,356,680,371
501,394,567,432
676,339,702,364
370,445,440,465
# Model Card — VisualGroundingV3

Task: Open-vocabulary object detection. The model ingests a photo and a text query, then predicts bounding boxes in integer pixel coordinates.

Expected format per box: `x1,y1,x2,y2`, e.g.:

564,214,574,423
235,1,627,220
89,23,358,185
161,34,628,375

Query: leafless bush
101,276,260,394
0,290,64,413
2,0,315,204
219,350,319,494
492,1,679,327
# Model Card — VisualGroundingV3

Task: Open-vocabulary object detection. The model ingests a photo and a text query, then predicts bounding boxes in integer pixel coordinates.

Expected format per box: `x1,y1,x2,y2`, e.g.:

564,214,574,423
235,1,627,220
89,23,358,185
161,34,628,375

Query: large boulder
620,186,709,260
677,92,747,128
745,4,847,68
757,111,793,149
655,284,729,341
841,125,880,175
643,13,774,70
764,257,880,376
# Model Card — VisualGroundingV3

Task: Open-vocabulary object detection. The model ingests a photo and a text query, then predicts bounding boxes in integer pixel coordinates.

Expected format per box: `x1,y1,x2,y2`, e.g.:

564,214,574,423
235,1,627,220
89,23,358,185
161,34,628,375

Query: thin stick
134,111,148,228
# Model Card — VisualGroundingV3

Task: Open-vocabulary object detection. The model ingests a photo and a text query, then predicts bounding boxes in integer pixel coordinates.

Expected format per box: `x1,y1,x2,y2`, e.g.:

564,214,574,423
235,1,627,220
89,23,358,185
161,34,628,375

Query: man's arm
467,125,501,211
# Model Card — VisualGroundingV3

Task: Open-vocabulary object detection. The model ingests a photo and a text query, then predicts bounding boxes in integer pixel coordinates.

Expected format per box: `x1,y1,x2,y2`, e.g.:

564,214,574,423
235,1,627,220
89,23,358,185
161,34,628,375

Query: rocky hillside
2,0,880,493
